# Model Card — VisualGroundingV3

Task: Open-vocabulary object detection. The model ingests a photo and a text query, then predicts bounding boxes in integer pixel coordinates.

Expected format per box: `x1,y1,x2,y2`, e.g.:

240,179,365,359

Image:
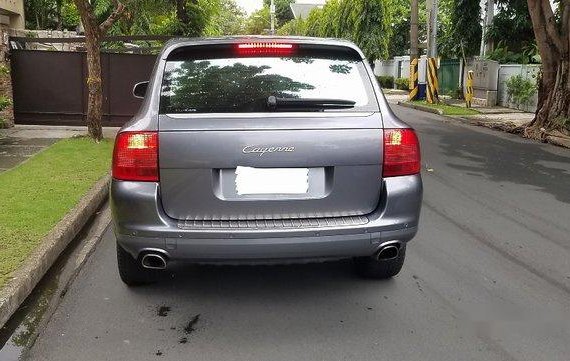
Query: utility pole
270,0,276,35
480,0,494,56
408,0,419,100
426,0,439,103
410,0,419,61
426,0,438,58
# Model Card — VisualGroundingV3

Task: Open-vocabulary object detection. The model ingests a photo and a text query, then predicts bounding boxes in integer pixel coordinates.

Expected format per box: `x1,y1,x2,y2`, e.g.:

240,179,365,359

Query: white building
290,0,326,19
0,0,24,29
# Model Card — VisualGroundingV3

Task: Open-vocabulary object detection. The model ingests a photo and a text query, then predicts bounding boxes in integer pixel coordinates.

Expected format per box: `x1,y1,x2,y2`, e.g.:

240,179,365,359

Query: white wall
375,56,540,110
497,64,540,112
374,56,426,84
374,59,396,78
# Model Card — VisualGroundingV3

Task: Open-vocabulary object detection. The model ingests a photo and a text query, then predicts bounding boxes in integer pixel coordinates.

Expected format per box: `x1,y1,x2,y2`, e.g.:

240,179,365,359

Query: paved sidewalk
383,91,408,104
0,125,118,173
384,93,570,149
442,98,535,129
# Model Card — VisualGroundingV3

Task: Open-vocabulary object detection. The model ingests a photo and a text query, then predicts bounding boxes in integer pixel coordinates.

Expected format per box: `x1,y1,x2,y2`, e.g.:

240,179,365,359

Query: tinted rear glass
159,51,378,113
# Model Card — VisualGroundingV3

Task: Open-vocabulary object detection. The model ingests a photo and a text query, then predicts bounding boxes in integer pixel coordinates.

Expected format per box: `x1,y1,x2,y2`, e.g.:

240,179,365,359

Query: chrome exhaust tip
141,253,167,270
375,241,402,261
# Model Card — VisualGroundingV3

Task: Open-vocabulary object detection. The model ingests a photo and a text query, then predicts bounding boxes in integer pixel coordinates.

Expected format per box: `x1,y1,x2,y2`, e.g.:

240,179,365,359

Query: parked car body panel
111,174,422,261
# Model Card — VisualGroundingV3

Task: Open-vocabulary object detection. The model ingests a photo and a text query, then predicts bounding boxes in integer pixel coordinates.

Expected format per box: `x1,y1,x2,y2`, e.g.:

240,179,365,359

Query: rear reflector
236,42,295,55
112,131,158,182
383,128,421,177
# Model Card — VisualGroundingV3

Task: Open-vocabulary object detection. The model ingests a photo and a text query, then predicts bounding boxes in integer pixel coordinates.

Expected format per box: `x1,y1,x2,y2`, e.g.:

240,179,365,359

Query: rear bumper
110,174,422,262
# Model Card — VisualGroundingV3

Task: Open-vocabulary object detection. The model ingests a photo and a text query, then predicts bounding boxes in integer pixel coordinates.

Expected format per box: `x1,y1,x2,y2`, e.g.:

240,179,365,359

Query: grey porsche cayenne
111,37,422,286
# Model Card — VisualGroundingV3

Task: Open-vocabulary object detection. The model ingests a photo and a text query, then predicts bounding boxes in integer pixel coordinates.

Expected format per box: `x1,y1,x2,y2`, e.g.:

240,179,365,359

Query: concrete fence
374,58,397,78
374,56,427,87
1,28,82,59
463,58,499,107
375,55,540,112
497,64,540,113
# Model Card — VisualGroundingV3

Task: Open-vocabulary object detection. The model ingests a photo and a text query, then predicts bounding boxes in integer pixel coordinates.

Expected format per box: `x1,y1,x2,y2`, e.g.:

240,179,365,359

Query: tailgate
159,115,383,220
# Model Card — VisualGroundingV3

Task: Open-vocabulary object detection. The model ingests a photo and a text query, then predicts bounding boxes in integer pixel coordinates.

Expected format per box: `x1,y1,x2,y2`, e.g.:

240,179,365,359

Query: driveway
24,105,570,361
0,125,118,172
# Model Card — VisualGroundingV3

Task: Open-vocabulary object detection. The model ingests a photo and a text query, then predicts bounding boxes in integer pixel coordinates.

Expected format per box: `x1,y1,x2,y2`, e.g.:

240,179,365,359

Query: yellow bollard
426,57,439,104
465,70,474,108
408,58,419,101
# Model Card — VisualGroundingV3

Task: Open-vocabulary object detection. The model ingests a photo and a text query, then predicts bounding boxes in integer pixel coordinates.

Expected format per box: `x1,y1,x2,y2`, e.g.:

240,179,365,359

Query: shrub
395,77,409,90
0,65,11,128
445,86,464,100
505,74,537,109
485,41,541,64
376,75,394,89
0,96,10,110
0,97,10,128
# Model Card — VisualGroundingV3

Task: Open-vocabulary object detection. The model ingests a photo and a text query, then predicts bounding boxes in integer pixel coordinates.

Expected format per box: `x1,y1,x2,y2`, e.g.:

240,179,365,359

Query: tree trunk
176,0,190,24
85,35,104,141
73,0,124,141
56,0,63,30
529,59,570,136
525,0,570,138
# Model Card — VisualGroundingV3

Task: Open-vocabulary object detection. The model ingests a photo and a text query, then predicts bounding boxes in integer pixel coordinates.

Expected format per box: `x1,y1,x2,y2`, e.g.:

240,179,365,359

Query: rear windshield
159,51,378,113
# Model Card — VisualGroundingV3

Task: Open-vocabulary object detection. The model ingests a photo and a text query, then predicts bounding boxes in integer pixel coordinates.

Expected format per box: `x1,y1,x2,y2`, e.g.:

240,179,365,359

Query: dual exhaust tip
375,241,402,261
141,253,167,270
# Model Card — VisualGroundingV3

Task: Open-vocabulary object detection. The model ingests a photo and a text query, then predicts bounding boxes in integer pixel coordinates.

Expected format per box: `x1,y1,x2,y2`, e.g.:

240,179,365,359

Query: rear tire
353,244,406,279
116,244,154,286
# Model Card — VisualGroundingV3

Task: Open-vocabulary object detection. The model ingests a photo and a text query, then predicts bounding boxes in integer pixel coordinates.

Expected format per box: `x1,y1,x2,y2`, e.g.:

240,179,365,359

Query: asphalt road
25,105,570,361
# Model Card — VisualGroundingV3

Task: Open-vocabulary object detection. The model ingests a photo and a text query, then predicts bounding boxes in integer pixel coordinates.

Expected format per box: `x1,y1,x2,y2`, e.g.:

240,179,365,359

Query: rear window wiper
267,96,356,110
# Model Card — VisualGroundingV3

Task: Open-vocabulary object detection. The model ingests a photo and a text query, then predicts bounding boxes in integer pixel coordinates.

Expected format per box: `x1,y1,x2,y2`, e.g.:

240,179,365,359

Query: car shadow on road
133,260,399,299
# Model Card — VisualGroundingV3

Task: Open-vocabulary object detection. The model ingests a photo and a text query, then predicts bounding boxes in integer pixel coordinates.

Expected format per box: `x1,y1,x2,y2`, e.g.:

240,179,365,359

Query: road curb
396,101,570,150
0,174,111,328
397,100,475,124
397,101,444,115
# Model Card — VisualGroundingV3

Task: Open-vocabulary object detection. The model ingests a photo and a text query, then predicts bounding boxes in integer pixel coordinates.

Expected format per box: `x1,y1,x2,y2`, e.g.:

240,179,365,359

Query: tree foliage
486,0,535,55
204,0,246,35
25,0,80,30
244,6,271,35
438,0,481,58
387,0,411,58
263,0,294,26
158,0,207,36
343,0,392,60
24,0,246,36
105,0,171,35
484,41,541,64
276,17,307,36
279,0,392,61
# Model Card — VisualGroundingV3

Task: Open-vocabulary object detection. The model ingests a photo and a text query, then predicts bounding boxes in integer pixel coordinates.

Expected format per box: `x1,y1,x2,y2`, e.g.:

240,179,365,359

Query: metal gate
438,59,460,96
8,36,171,126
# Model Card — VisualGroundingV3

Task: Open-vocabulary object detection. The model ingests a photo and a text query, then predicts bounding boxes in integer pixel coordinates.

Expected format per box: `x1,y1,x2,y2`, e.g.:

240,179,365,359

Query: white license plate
235,166,309,195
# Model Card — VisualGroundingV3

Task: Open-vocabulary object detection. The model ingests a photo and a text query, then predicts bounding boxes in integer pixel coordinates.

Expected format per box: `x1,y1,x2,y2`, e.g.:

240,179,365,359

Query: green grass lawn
410,100,480,116
0,137,112,287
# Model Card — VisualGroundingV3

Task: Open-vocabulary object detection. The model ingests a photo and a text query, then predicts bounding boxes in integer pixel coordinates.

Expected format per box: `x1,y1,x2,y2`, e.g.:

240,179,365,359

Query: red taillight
236,42,295,56
112,131,158,182
383,128,421,177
